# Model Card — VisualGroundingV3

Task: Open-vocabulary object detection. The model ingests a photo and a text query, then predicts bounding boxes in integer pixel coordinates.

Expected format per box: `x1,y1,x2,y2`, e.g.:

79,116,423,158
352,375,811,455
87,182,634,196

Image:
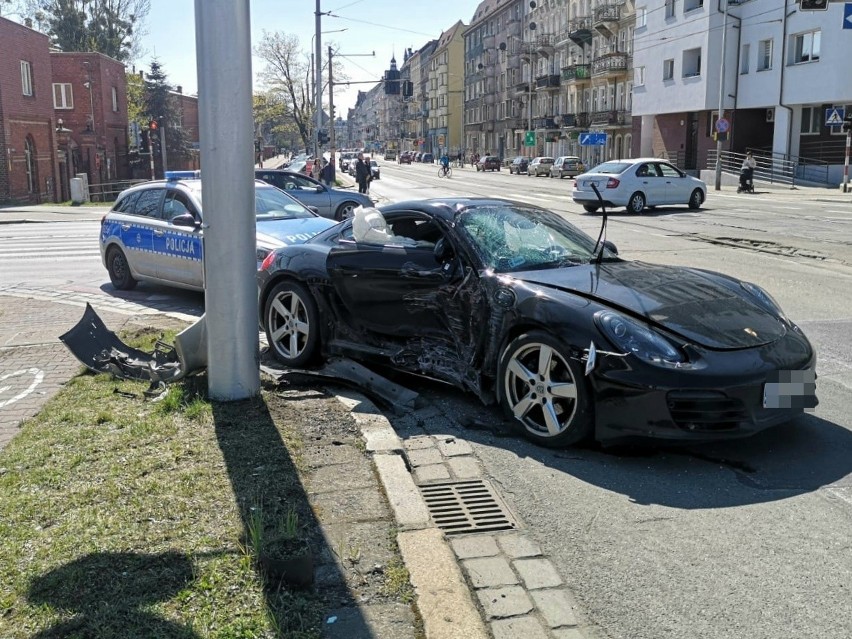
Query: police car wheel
265,280,319,368
107,247,137,290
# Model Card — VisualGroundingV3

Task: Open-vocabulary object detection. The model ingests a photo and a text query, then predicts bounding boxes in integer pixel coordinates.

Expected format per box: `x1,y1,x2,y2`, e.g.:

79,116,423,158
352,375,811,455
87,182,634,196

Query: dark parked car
255,169,373,220
421,153,434,163
258,198,817,448
508,157,529,174
414,152,423,162
399,152,412,164
476,155,502,172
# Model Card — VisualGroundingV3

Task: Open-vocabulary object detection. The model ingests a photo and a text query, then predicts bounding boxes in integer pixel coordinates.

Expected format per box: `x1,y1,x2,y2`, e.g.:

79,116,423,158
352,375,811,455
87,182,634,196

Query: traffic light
140,129,150,154
799,0,828,9
402,80,414,98
149,119,158,131
318,130,329,145
843,116,852,133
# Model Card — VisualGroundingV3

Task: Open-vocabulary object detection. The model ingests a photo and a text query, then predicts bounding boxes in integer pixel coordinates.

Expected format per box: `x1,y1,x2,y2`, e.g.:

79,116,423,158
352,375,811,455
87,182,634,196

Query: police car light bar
165,171,201,180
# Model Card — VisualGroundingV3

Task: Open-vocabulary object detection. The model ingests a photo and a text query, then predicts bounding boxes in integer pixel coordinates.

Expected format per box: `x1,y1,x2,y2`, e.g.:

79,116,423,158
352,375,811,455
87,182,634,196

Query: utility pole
314,0,322,168
159,120,168,174
328,45,336,166
714,0,728,191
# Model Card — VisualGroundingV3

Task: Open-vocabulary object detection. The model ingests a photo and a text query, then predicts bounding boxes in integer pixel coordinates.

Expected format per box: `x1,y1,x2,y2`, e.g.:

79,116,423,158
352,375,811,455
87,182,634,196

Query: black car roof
378,197,542,223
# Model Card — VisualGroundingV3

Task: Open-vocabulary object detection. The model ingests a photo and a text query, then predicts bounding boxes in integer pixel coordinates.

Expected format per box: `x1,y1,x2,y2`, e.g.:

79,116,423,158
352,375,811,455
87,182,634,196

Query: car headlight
596,311,685,365
740,281,787,320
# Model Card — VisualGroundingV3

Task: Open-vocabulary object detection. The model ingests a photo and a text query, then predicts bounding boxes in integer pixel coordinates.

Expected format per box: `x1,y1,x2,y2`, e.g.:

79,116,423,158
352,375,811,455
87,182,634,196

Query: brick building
50,51,128,198
0,17,59,203
170,87,200,171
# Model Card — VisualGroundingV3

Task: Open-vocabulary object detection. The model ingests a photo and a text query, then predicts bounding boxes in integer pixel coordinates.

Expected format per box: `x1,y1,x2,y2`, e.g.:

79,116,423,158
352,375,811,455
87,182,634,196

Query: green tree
143,60,192,178
17,0,150,61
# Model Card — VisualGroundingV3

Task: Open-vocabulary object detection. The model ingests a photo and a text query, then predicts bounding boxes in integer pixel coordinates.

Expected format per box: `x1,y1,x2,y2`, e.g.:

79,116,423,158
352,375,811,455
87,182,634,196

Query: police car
100,171,337,292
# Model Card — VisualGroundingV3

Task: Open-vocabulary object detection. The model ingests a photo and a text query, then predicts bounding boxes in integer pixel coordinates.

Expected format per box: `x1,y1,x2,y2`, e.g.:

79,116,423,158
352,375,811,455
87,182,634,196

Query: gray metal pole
714,1,728,191
314,0,322,166
194,0,259,400
844,128,851,194
159,123,167,174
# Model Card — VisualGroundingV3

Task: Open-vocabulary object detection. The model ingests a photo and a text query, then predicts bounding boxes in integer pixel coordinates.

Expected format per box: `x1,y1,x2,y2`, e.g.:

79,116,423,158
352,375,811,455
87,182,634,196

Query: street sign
715,117,730,133
844,3,852,29
524,130,536,146
826,107,845,126
578,132,607,146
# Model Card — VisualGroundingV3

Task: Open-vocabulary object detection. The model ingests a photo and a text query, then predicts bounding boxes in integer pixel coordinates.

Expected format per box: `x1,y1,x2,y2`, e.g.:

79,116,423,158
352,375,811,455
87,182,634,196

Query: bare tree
254,30,349,151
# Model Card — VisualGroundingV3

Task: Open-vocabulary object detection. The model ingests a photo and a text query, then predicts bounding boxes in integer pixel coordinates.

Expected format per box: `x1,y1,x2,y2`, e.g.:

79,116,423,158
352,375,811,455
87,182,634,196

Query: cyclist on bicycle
440,153,450,176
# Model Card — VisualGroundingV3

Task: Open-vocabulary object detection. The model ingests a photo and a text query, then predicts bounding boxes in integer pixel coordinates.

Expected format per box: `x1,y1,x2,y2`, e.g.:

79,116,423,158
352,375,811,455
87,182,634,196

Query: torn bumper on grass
59,303,207,387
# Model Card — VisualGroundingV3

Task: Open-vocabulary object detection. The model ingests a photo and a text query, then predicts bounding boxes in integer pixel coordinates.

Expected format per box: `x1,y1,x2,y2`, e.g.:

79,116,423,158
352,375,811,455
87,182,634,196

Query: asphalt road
2,167,851,639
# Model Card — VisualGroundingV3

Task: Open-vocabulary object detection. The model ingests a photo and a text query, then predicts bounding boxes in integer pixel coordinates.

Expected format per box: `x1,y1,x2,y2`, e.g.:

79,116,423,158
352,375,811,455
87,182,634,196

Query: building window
757,39,773,71
740,44,750,74
791,29,820,64
684,0,703,11
663,59,674,81
800,107,820,135
634,66,645,86
21,61,33,96
636,7,647,28
112,86,119,111
682,48,701,77
53,83,74,109
665,0,675,19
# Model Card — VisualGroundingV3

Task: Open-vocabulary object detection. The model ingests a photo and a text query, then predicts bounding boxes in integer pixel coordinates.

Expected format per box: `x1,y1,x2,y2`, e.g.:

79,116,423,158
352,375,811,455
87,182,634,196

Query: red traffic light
150,120,158,130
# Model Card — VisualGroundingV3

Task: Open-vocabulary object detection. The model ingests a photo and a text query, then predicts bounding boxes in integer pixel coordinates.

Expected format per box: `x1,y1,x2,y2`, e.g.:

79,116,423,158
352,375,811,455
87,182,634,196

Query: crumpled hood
256,217,336,248
514,261,787,349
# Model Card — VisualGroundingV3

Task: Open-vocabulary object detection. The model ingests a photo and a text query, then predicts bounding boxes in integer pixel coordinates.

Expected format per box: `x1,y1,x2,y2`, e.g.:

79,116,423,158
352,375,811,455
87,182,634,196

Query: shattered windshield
456,205,615,272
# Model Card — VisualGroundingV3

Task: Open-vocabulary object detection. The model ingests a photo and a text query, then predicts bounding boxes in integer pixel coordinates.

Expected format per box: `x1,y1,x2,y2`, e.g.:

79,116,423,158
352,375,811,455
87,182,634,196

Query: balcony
592,52,628,77
566,17,593,47
590,110,628,127
505,18,521,39
535,74,561,90
533,116,558,130
554,113,576,127
536,34,556,59
594,5,621,39
483,33,495,49
561,63,591,83
513,81,532,95
518,41,537,62
573,112,591,128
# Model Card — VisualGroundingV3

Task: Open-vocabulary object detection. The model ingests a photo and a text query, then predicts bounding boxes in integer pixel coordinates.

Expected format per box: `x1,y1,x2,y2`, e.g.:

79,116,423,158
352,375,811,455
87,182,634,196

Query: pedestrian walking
355,153,370,194
319,158,335,187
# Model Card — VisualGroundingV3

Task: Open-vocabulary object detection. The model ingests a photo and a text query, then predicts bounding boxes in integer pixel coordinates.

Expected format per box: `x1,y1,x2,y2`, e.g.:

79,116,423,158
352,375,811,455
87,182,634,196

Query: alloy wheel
268,290,311,361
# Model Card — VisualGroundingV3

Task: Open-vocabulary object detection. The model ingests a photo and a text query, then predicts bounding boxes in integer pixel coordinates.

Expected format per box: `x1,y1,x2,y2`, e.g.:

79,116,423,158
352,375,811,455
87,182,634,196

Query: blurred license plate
763,370,817,409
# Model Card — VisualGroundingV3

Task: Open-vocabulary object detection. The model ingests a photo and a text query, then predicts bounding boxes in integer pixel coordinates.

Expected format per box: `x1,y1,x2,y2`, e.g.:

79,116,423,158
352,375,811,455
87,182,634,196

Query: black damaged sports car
257,198,817,447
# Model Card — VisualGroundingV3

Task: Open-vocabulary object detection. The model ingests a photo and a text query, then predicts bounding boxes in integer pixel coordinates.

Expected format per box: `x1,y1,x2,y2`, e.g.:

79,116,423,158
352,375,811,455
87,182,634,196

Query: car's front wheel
498,331,593,447
583,205,599,213
627,192,646,214
106,246,137,290
264,280,319,368
688,188,704,210
335,201,358,221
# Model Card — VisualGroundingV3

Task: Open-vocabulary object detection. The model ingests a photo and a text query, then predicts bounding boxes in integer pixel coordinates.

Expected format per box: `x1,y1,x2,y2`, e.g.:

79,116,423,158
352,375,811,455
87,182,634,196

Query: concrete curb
332,388,489,639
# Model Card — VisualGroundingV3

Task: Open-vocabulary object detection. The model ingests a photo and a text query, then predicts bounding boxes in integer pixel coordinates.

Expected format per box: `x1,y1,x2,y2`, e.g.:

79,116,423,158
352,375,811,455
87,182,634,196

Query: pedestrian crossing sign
825,107,845,127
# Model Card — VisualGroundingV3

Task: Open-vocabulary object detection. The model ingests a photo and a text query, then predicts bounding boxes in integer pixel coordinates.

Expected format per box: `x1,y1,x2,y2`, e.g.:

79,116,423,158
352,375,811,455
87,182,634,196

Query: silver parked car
255,169,373,220
550,156,585,179
528,156,555,177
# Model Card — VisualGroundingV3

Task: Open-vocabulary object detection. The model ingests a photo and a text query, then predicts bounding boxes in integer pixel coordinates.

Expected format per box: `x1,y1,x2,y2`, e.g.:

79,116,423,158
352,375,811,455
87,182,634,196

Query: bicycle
438,165,452,178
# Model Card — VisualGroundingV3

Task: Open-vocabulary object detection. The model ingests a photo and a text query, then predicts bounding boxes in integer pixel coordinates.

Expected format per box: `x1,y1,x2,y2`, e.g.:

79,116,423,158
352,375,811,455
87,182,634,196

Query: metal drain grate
420,479,519,535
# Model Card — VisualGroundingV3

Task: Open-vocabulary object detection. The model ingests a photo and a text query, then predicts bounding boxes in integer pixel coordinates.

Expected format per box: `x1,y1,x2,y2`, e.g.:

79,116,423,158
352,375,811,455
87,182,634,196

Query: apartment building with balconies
427,21,466,156
463,0,523,160
633,1,851,182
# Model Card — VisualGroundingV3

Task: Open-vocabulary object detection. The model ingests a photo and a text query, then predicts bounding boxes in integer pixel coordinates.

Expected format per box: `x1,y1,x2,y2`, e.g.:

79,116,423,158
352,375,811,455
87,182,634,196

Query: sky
137,0,485,114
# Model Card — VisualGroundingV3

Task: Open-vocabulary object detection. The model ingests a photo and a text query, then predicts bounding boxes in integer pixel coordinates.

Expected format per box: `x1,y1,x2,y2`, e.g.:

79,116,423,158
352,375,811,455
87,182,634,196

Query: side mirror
315,185,325,192
602,240,618,255
172,212,199,228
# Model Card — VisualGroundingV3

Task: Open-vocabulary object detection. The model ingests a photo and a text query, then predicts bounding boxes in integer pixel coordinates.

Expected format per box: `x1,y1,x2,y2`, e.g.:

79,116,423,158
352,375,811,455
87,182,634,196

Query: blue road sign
844,3,852,29
579,132,607,146
826,107,846,126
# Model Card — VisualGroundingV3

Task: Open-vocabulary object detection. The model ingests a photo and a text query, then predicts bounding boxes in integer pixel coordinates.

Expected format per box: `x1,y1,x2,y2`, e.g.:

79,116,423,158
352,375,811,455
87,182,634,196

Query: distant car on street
383,150,397,161
254,169,373,220
399,152,412,164
370,159,381,180
476,155,502,172
421,153,434,163
550,156,584,179
100,172,335,292
528,157,555,177
508,156,529,174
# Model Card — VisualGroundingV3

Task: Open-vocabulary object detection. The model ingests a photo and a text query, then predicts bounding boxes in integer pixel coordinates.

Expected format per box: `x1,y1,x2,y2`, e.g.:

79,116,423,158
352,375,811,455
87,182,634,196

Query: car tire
335,201,358,221
688,188,704,210
583,205,599,213
498,330,593,448
264,280,319,368
106,246,137,291
627,192,646,214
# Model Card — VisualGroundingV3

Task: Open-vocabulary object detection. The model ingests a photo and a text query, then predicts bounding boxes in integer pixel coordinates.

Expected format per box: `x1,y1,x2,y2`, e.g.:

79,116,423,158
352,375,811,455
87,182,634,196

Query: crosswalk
0,222,103,284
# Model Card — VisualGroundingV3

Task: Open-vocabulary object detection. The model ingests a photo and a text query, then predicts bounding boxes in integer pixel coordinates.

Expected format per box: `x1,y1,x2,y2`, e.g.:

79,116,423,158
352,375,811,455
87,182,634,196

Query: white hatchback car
572,158,706,214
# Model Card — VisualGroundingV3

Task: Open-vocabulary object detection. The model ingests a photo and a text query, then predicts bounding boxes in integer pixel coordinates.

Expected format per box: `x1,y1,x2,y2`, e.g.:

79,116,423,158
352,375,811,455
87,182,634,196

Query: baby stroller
737,167,754,193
